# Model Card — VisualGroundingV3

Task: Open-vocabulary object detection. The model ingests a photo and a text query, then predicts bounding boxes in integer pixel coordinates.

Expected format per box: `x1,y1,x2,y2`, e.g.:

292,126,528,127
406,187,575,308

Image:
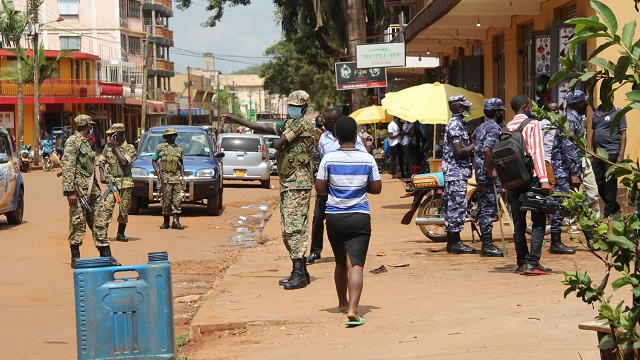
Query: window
58,0,79,16
520,21,534,99
558,1,577,21
128,0,141,18
495,34,505,102
121,34,127,52
128,36,141,55
60,36,81,51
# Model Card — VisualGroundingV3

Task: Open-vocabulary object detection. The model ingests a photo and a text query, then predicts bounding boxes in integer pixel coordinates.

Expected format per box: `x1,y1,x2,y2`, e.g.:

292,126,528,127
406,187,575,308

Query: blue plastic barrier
73,252,174,359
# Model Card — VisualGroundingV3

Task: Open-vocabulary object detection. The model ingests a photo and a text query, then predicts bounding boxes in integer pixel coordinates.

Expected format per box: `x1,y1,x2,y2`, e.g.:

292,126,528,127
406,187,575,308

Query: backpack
491,118,534,191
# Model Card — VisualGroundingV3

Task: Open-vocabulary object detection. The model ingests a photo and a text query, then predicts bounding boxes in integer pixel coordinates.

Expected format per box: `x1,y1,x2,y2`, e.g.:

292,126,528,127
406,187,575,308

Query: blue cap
448,95,472,106
484,98,505,111
566,90,589,104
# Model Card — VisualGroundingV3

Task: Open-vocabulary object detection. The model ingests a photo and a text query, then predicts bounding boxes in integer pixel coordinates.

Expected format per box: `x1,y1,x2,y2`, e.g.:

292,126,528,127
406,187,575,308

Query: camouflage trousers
93,187,132,242
280,189,311,260
162,183,183,215
477,181,502,235
549,177,571,234
444,180,468,233
68,189,105,247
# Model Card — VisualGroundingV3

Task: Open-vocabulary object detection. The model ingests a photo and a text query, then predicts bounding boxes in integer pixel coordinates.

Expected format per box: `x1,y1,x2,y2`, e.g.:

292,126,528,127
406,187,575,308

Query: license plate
235,169,246,177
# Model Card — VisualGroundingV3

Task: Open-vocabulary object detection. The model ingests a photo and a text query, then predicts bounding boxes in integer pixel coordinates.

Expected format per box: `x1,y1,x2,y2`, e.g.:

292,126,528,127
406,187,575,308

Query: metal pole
141,32,149,133
187,66,192,125
31,0,41,165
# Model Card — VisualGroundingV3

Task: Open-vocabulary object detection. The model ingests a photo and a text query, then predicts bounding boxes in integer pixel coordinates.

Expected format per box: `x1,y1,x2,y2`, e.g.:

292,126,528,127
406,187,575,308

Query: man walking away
401,120,414,177
443,95,476,254
591,99,627,217
387,117,404,178
472,98,505,257
506,95,551,275
308,108,368,264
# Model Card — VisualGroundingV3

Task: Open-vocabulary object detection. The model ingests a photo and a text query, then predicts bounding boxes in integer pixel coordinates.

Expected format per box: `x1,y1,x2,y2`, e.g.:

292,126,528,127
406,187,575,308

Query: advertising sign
356,42,406,68
335,62,387,90
0,112,15,129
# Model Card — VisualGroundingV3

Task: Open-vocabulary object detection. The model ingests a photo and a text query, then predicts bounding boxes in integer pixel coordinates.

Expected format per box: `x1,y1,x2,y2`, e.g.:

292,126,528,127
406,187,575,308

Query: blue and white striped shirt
317,150,381,214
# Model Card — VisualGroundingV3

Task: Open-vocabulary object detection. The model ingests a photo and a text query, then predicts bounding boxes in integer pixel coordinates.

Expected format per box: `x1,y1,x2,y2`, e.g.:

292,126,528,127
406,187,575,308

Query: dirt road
0,169,279,359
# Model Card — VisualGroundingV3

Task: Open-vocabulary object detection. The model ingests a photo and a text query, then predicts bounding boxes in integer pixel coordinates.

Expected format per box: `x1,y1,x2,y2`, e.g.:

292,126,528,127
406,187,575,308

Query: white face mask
287,106,303,119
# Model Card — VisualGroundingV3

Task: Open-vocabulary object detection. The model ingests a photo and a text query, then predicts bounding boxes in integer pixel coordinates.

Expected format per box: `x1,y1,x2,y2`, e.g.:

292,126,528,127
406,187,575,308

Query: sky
170,1,282,74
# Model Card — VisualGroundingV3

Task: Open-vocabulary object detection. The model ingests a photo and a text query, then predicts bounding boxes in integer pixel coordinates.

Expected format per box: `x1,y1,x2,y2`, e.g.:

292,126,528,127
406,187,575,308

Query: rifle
57,172,93,214
99,163,126,216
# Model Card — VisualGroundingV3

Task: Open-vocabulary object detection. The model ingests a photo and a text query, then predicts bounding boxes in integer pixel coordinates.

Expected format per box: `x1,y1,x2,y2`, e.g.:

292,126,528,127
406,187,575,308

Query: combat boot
172,214,184,230
279,259,311,286
116,223,129,242
70,245,81,269
447,232,476,254
480,234,503,257
550,232,575,254
284,258,308,290
98,245,122,266
160,215,171,229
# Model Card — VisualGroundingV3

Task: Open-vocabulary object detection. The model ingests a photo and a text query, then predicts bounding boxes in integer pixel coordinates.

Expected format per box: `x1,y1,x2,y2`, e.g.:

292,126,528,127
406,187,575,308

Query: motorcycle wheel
43,159,53,172
21,163,29,173
417,192,448,242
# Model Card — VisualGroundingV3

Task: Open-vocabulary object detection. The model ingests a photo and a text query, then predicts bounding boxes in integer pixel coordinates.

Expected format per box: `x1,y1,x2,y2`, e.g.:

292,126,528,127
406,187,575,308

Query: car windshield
139,131,211,156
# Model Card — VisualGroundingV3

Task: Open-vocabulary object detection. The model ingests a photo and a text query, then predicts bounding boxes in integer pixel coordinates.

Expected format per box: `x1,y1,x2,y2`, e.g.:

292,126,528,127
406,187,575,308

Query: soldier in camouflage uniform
94,123,136,243
443,95,476,254
152,128,186,230
549,91,586,255
223,90,316,290
471,98,505,257
62,114,120,269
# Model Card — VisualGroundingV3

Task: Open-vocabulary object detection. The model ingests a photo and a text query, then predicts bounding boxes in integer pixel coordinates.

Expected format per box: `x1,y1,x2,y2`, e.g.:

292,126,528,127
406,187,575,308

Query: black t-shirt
592,106,627,155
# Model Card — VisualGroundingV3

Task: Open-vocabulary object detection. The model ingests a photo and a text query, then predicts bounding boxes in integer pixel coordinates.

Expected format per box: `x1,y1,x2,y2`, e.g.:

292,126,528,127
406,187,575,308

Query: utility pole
187,66,192,125
141,32,149,133
30,0,41,165
216,74,221,134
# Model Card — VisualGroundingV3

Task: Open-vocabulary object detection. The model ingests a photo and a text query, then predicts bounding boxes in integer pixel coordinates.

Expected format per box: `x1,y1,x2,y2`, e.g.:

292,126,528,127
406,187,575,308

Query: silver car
216,133,271,189
262,134,279,174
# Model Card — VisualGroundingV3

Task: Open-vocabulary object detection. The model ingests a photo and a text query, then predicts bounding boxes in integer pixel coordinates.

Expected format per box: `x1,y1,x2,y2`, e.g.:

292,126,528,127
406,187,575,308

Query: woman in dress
315,116,382,326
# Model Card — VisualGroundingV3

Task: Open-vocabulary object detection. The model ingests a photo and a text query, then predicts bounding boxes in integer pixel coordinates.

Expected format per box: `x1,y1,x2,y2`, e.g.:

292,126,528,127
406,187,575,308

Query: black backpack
492,118,534,191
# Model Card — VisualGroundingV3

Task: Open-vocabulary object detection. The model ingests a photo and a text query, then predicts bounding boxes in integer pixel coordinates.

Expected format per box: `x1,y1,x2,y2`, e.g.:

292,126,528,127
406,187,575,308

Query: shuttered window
559,1,577,21
520,21,534,98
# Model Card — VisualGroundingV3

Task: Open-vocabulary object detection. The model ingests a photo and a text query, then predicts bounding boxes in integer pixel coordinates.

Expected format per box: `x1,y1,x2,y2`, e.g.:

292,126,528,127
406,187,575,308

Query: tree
0,0,27,148
542,0,640,358
230,65,262,75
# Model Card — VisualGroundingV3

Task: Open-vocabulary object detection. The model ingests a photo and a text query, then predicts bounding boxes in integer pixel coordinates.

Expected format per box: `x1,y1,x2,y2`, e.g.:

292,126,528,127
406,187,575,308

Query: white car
217,133,272,189
0,127,24,225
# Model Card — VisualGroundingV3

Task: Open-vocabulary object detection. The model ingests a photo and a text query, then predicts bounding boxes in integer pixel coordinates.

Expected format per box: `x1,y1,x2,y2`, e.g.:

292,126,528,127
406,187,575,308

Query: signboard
0,112,14,129
91,109,108,120
335,62,387,90
356,42,406,68
178,108,200,116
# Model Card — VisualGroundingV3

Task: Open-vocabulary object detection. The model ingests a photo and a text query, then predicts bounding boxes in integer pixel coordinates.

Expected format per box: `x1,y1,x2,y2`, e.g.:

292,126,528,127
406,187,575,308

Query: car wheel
6,188,24,225
217,178,224,213
207,194,221,216
129,196,140,215
261,177,271,189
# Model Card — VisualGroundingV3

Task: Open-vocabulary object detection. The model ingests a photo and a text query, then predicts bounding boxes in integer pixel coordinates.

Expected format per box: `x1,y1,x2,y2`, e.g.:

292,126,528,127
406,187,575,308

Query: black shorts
326,212,371,267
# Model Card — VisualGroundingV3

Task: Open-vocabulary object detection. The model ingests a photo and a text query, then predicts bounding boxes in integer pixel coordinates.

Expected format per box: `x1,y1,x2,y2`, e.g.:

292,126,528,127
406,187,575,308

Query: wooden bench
578,320,623,360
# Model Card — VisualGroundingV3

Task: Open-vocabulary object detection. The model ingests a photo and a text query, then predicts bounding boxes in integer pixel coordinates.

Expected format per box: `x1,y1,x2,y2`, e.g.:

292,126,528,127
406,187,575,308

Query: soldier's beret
74,114,95,126
106,123,125,134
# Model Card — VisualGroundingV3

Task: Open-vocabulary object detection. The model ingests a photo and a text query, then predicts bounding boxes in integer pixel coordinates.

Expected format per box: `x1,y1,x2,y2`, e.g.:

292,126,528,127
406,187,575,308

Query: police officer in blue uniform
472,98,506,257
443,95,476,254
549,91,585,255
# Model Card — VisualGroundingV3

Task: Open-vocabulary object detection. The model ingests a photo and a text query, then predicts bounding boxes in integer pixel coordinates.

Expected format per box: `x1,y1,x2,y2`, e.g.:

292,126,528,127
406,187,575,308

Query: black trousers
592,153,621,217
389,143,404,176
309,194,328,255
509,178,546,267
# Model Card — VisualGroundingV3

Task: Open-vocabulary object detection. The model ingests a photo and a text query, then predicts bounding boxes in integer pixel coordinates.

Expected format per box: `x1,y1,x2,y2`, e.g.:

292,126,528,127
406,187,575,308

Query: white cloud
171,1,282,74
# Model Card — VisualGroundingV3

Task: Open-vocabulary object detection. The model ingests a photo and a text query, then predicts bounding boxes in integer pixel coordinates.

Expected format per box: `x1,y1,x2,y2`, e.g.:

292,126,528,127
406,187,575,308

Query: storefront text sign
356,42,406,68
335,62,387,90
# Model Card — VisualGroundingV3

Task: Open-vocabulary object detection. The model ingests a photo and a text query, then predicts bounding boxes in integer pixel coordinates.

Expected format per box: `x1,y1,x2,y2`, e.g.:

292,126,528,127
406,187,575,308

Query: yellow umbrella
381,82,485,124
349,105,393,125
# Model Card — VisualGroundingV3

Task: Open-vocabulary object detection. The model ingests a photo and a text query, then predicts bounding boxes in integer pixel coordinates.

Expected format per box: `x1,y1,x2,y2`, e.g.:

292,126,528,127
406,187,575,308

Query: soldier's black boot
279,258,311,286
116,223,129,242
284,258,308,290
160,215,171,229
480,234,503,257
447,232,476,254
70,245,81,269
172,214,184,230
98,245,122,266
550,232,575,254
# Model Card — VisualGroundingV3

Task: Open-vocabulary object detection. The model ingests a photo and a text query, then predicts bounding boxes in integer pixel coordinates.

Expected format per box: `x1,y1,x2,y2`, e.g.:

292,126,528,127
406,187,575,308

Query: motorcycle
19,145,31,173
42,150,61,172
401,172,510,242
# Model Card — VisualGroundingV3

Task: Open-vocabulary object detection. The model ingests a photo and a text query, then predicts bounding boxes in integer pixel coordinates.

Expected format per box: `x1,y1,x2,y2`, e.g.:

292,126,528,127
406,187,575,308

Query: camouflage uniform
472,116,502,236
153,142,184,215
550,107,583,234
443,113,472,233
93,128,136,241
62,115,104,247
274,91,316,260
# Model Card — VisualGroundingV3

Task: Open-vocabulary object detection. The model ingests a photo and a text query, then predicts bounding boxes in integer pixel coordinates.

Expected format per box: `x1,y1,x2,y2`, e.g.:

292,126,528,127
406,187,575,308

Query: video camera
519,189,570,217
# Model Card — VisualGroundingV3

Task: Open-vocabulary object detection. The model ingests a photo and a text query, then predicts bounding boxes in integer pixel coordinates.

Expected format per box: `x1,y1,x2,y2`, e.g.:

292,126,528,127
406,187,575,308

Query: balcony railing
154,26,173,40
154,59,174,71
0,79,104,97
143,0,172,11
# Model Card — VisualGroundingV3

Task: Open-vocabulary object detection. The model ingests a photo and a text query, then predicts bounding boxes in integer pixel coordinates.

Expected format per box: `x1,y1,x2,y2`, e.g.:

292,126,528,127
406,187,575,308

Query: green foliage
230,65,262,75
0,0,27,49
0,44,68,85
544,1,640,357
213,89,244,118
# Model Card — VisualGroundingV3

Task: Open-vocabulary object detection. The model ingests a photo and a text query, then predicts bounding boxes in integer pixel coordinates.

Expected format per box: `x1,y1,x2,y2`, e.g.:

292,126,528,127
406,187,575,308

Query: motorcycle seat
411,172,444,189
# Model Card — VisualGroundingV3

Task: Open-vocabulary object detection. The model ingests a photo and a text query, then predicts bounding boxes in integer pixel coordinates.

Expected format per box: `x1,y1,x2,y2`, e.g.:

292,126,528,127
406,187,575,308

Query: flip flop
345,316,365,326
338,308,348,314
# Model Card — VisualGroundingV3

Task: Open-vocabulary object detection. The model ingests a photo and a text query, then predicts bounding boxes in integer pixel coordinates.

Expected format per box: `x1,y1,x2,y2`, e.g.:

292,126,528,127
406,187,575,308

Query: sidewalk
186,177,602,360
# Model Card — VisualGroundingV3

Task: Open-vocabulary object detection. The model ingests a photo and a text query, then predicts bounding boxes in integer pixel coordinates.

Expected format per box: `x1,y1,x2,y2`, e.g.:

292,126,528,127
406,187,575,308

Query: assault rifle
519,189,570,217
99,163,126,216
73,179,93,215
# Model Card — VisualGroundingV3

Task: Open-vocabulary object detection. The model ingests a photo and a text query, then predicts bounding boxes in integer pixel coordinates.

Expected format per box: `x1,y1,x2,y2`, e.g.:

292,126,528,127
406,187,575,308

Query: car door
0,132,12,212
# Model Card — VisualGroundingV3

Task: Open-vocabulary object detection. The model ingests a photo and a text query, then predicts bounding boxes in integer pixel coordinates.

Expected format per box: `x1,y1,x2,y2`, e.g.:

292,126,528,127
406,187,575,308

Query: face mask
88,126,94,135
535,84,545,94
495,113,504,124
525,108,533,118
288,106,303,119
462,109,471,118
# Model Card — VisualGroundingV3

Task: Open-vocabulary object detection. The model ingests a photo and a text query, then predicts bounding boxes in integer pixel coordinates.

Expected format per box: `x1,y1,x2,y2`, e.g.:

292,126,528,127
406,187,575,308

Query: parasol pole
432,125,437,160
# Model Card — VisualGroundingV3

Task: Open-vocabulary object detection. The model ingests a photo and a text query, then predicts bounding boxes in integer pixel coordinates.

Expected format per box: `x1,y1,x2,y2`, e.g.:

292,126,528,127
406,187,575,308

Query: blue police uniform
472,118,502,236
443,113,472,233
